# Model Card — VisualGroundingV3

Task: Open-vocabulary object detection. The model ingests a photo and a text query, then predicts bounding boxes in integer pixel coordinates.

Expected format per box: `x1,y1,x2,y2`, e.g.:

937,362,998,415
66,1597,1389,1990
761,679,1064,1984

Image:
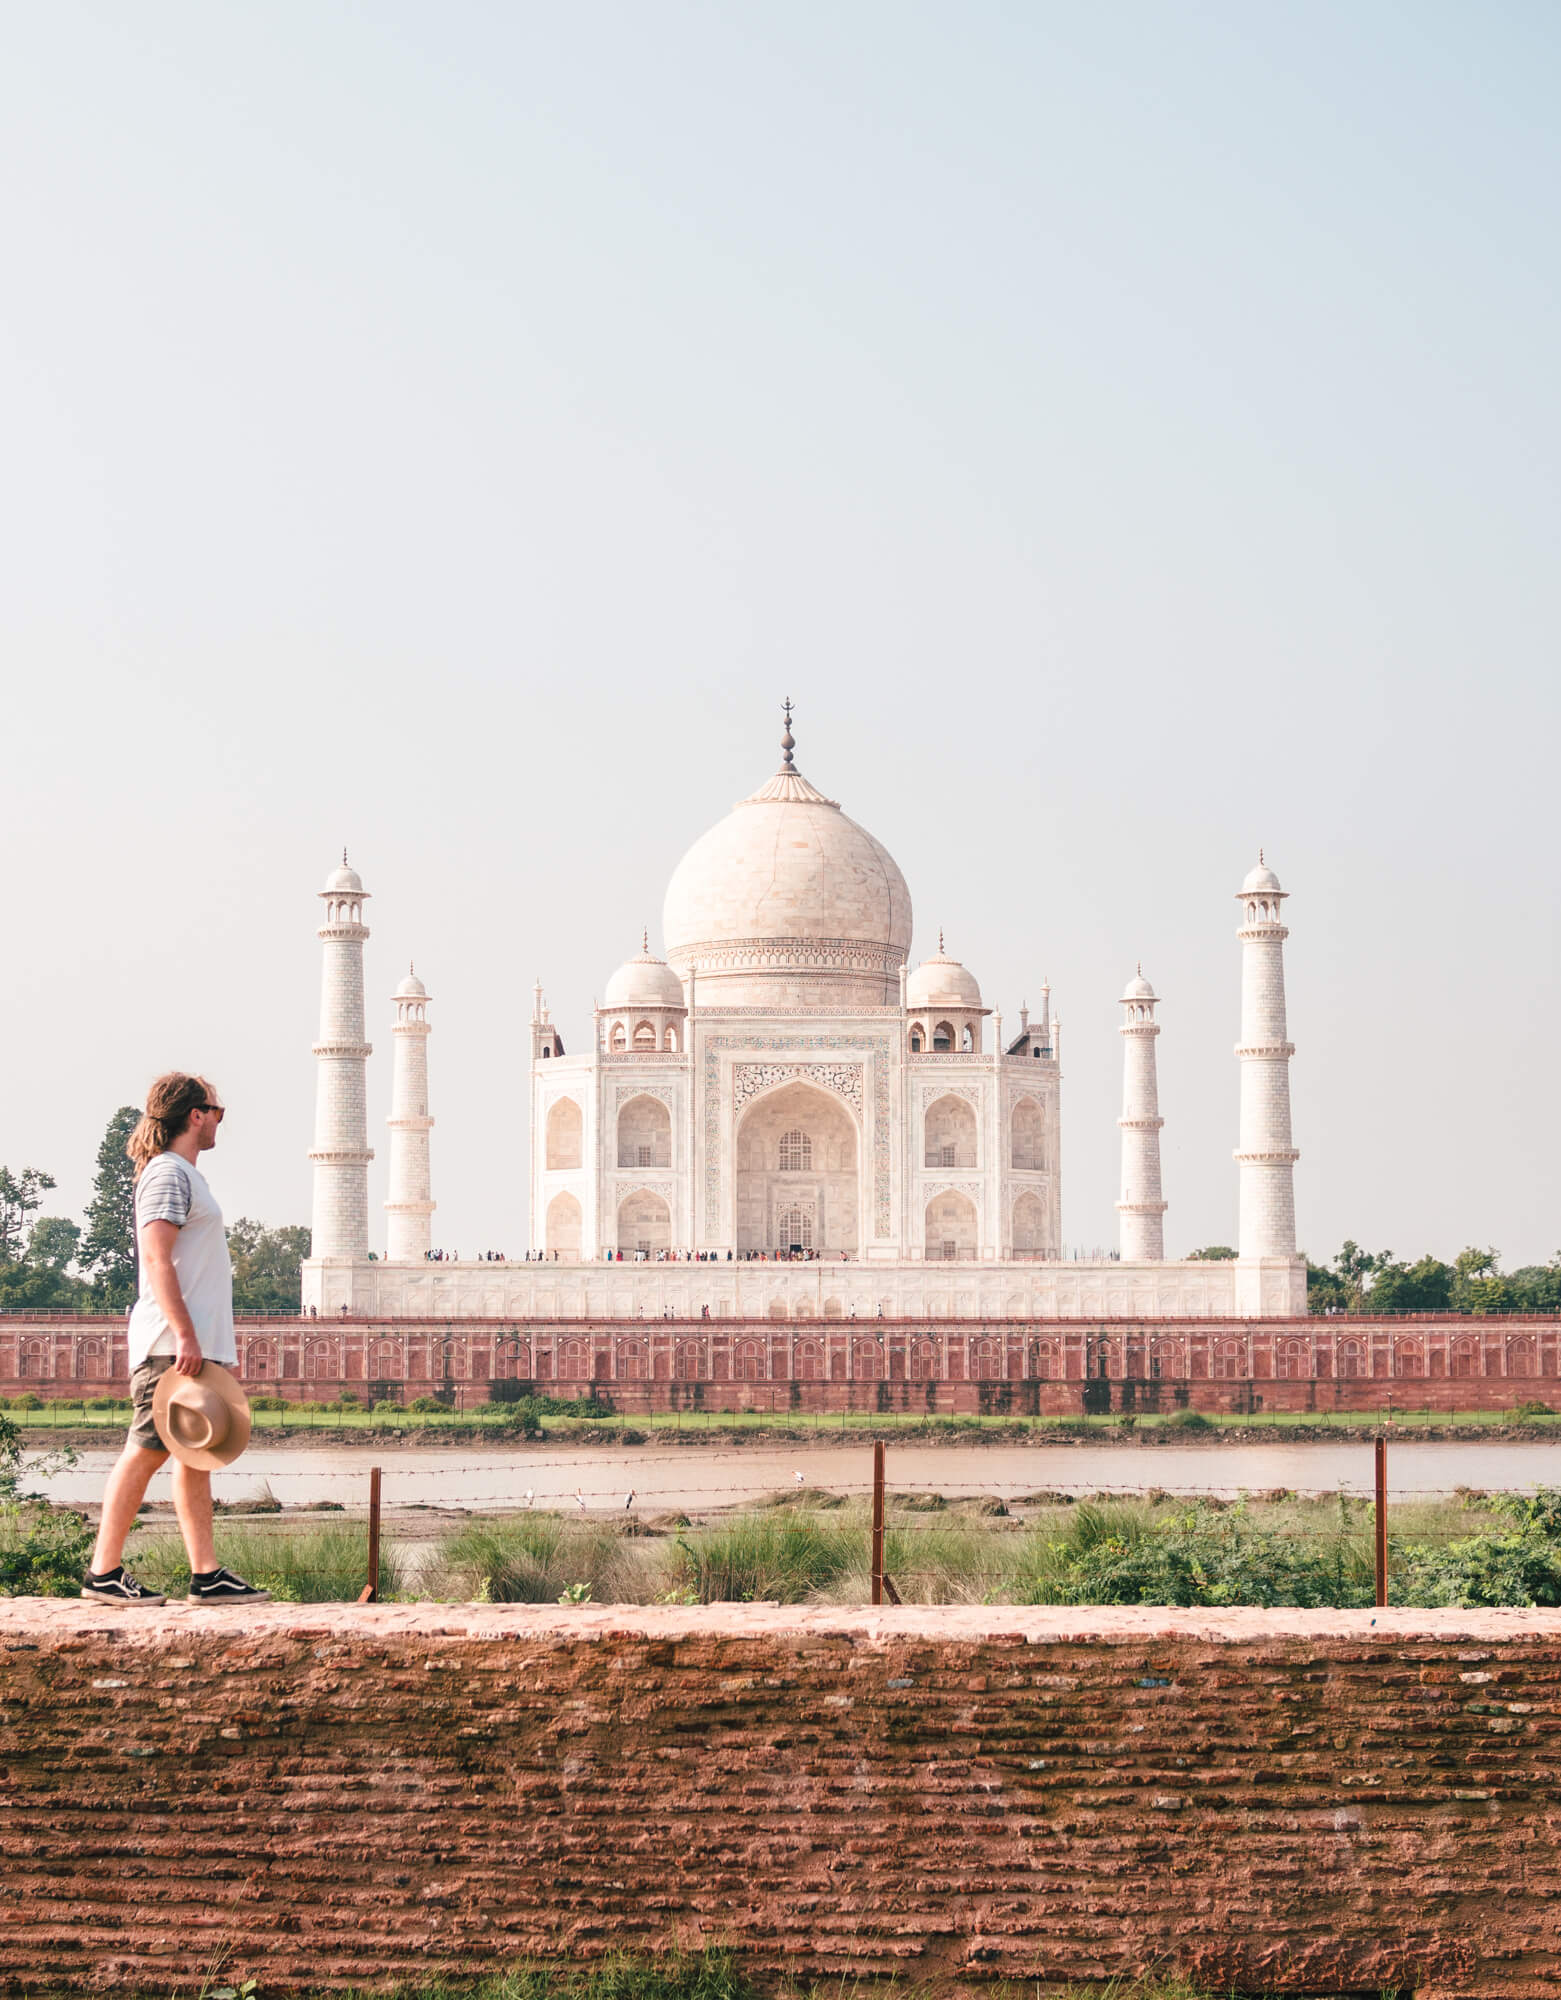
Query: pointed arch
617,1189,671,1255
925,1189,978,1260
546,1190,582,1258
924,1094,977,1169
1011,1096,1045,1171
617,1094,671,1169
1012,1190,1047,1252
546,1098,583,1171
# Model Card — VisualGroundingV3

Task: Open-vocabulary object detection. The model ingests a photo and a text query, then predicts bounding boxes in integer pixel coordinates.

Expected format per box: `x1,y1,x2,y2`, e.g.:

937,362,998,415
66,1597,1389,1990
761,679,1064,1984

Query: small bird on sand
795,1471,805,1487
624,1489,636,1511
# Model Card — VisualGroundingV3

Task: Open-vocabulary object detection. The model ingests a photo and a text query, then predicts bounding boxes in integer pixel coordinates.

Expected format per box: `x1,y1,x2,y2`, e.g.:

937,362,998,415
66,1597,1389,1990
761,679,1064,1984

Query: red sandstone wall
1,1602,1558,1998
3,1313,1560,1414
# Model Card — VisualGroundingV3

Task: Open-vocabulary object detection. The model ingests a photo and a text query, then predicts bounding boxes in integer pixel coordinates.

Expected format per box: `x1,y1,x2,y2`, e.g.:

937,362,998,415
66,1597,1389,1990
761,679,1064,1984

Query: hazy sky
4,2,1557,1270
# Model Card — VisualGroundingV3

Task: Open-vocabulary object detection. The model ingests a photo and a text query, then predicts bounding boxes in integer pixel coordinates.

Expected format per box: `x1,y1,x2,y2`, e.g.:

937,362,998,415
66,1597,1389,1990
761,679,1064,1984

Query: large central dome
662,715,913,1008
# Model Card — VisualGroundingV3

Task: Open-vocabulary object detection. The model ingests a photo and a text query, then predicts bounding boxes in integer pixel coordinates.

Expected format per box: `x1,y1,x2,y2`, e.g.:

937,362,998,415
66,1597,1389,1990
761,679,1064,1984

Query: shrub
409,1396,450,1414
8,1393,42,1411
85,1396,127,1411
668,1512,858,1603
1404,1529,1561,1608
1163,1408,1213,1431
1514,1400,1555,1420
429,1515,639,1604
0,1502,96,1596
248,1395,288,1411
1016,1501,1376,1609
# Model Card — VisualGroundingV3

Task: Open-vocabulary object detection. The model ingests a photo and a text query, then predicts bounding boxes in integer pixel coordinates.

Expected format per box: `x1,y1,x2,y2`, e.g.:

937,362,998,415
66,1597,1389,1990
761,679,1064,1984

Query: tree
0,1171,92,1311
79,1106,139,1308
227,1220,312,1314
0,1168,56,1264
1187,1245,1237,1261
1305,1259,1349,1315
1363,1254,1453,1314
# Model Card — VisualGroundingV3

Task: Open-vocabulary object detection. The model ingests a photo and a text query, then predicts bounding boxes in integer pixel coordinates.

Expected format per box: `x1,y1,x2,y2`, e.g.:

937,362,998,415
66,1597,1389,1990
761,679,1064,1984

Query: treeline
1304,1242,1561,1316
0,1107,309,1315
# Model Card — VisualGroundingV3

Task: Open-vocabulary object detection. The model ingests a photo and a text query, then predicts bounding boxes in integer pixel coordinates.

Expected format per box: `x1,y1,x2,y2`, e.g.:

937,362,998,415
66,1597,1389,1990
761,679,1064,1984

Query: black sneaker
187,1567,271,1605
81,1567,166,1605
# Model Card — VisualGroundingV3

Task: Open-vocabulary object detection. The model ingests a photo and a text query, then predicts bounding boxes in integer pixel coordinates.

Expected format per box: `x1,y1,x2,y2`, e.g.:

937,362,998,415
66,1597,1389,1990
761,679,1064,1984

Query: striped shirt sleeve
136,1154,192,1228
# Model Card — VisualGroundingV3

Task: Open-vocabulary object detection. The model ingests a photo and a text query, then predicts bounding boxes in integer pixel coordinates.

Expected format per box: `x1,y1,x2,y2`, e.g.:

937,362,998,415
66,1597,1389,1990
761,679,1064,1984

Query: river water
30,1438,1561,1513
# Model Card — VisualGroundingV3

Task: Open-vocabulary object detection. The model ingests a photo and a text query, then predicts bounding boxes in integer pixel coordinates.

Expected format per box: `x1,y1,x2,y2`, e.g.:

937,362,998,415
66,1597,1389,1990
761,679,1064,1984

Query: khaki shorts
128,1356,175,1452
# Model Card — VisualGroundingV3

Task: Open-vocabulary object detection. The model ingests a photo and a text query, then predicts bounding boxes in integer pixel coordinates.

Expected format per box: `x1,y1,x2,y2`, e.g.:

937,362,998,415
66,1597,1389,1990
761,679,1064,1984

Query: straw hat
152,1361,252,1470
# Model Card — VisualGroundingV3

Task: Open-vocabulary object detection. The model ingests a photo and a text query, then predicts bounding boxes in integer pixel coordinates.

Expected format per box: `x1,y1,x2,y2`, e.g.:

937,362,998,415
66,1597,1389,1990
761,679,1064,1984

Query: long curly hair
126,1072,218,1177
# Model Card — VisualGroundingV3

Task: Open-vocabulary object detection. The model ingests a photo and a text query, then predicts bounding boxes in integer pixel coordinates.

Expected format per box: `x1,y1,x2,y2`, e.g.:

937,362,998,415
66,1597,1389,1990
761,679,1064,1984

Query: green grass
162,1939,1302,2000
667,1510,861,1603
128,1521,403,1601
13,1397,1561,1439
8,1487,1539,1609
427,1515,644,1604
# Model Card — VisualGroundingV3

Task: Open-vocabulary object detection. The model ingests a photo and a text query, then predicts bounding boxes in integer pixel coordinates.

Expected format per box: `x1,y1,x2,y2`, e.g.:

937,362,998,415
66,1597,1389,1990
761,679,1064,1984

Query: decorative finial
342,846,349,866
1259,846,1265,865
1137,960,1142,977
780,697,795,769
410,959,415,976
938,927,945,954
642,925,649,954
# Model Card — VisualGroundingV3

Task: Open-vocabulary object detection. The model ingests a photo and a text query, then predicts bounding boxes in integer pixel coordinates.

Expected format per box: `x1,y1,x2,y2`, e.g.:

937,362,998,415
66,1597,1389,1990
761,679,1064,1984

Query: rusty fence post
871,1440,884,1605
1374,1436,1388,1607
359,1464,382,1604
869,1440,901,1605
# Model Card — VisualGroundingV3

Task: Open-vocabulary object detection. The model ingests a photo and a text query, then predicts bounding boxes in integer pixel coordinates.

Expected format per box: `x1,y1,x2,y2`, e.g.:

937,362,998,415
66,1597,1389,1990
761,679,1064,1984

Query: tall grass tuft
333,1947,760,2000
428,1515,644,1604
668,1511,858,1602
129,1523,402,1602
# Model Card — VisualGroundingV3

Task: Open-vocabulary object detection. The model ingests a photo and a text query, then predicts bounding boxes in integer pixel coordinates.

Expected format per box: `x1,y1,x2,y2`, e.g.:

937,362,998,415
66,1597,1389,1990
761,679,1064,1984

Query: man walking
82,1072,268,1605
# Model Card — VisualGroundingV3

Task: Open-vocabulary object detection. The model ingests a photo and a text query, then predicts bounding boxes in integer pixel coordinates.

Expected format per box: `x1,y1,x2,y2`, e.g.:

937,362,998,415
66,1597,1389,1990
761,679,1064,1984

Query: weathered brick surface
2,1605,1560,1996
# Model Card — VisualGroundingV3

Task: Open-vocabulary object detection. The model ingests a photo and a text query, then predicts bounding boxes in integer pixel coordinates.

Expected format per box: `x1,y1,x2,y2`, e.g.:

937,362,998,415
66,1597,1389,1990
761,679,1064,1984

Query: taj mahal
301,708,1306,1321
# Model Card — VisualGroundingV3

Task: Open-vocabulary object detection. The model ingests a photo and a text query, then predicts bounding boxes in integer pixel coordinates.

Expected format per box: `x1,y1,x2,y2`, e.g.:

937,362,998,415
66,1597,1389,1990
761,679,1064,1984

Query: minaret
1235,853,1299,1258
384,966,434,1261
309,853,373,1261
1116,967,1167,1261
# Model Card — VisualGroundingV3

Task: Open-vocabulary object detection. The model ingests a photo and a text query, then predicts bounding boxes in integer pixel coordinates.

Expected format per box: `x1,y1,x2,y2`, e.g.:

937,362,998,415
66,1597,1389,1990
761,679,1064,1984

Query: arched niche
925,1189,978,1260
617,1093,671,1169
924,1093,977,1169
546,1190,582,1258
1011,1096,1045,1170
546,1097,583,1171
618,1188,671,1255
1012,1190,1047,1252
734,1079,859,1256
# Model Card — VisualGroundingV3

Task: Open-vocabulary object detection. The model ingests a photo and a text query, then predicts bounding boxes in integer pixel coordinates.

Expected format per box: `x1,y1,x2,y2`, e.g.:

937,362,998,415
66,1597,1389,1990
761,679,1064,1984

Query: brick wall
2,1602,1559,1997
4,1314,1561,1411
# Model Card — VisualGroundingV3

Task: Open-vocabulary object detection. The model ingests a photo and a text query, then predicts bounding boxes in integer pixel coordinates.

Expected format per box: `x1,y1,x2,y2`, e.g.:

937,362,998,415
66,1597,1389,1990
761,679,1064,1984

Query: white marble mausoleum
302,709,1306,1319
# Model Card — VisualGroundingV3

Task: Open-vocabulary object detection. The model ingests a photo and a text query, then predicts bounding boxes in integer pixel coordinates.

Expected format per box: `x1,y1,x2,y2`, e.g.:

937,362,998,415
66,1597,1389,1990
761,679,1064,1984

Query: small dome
603,943,685,1012
395,969,427,999
325,851,363,894
1122,968,1156,1003
1241,855,1282,895
907,940,983,1011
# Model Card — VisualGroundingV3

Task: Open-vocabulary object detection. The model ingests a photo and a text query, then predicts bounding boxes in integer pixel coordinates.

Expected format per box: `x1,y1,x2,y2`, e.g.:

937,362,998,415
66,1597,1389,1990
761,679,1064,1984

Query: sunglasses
195,1103,226,1122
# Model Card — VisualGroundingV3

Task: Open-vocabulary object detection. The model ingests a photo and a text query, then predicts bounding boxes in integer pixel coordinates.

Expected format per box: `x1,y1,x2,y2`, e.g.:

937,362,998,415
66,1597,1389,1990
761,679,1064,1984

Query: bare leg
91,1443,169,1574
171,1462,216,1574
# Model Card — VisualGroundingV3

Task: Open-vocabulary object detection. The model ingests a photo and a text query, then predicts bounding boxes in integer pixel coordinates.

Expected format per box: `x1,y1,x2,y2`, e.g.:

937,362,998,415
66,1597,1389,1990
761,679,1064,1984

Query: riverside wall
3,1314,1561,1414
2,1602,1560,1997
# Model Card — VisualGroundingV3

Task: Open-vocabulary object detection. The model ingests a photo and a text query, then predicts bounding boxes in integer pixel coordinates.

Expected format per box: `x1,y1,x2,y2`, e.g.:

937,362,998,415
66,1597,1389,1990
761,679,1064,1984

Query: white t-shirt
126,1152,237,1370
